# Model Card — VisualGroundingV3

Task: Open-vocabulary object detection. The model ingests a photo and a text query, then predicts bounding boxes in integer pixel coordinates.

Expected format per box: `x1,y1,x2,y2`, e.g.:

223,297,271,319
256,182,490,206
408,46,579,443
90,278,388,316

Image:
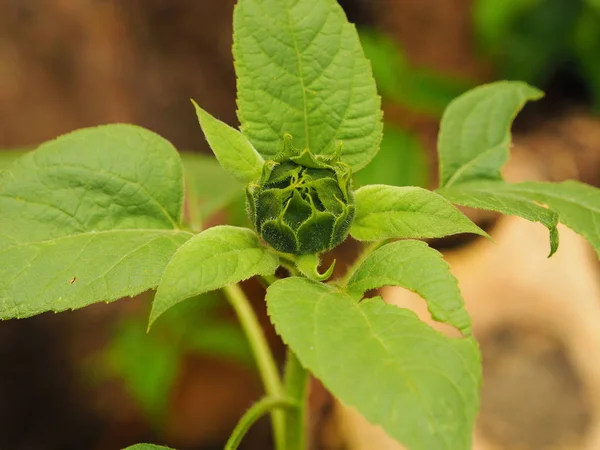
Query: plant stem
224,396,296,450
222,283,286,450
283,349,309,450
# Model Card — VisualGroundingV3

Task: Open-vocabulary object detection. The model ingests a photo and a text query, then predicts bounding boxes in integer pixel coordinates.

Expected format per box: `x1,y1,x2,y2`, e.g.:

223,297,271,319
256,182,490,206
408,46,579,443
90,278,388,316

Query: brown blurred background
1,1,600,449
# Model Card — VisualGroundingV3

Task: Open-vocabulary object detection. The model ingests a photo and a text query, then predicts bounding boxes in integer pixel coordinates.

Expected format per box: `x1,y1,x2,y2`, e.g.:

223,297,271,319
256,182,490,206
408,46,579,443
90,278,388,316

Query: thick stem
222,284,286,450
224,396,296,450
283,349,309,450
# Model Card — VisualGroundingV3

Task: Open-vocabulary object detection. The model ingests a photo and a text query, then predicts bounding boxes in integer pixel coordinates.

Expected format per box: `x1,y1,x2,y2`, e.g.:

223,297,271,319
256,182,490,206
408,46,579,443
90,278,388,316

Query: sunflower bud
246,135,355,255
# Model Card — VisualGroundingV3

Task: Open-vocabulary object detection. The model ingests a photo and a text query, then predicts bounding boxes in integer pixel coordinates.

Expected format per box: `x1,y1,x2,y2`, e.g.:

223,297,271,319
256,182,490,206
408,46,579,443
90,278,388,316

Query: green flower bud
246,135,355,255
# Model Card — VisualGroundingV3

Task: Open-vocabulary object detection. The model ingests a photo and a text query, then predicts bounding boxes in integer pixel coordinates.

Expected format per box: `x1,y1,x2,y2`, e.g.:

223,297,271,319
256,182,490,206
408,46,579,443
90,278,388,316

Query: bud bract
246,135,355,255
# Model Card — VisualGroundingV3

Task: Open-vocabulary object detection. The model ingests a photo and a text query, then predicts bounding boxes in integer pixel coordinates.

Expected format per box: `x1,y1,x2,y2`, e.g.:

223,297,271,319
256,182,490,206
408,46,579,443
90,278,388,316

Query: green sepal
295,253,336,282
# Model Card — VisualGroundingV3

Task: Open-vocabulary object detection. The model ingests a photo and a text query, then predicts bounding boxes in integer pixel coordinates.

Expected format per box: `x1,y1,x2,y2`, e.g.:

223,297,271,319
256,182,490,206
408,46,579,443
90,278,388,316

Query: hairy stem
283,349,309,450
224,396,296,450
222,283,286,450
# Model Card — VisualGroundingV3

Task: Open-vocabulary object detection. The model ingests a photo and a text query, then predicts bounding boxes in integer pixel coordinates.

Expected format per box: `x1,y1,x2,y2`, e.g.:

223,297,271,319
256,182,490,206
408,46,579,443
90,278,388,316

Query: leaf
354,125,429,188
150,226,279,326
0,125,191,319
266,278,481,450
438,81,543,188
347,240,472,335
573,7,600,113
0,149,26,171
123,445,175,450
233,0,382,171
350,184,487,241
192,101,264,182
508,180,600,258
179,153,244,228
437,181,560,256
473,0,580,84
106,319,180,423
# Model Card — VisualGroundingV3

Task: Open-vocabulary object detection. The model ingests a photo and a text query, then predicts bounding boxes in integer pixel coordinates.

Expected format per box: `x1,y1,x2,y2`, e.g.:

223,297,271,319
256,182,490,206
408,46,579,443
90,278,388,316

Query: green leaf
0,125,191,319
106,319,180,423
233,0,382,171
180,153,244,228
0,149,26,171
351,184,487,241
438,81,543,188
354,125,429,188
150,226,279,326
123,445,175,450
266,278,481,450
359,29,471,116
508,180,600,258
347,240,472,335
192,101,264,182
437,181,559,256
573,7,600,113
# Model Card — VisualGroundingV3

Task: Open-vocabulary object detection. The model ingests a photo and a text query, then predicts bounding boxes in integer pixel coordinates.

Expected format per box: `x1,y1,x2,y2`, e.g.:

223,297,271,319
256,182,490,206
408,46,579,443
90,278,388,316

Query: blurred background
1,0,600,449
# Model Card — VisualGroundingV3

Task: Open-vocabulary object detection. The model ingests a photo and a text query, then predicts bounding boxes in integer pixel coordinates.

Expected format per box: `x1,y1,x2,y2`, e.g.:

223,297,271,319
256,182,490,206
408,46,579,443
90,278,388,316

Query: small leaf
509,180,600,258
150,226,279,326
351,184,487,241
192,101,264,182
347,240,472,335
438,181,559,256
123,445,175,450
266,278,481,450
438,81,543,188
0,125,191,319
233,0,382,171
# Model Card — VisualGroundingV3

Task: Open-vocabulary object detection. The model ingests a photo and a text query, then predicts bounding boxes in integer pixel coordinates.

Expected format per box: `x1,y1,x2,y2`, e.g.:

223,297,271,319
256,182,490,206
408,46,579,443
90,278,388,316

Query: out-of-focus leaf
573,6,600,113
179,153,244,229
354,125,428,188
359,29,471,116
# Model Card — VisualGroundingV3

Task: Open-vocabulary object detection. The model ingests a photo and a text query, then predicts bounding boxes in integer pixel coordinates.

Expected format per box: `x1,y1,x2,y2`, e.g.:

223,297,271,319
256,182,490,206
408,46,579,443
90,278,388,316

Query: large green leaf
0,149,26,171
233,0,382,171
0,125,191,319
351,184,487,241
193,101,264,182
508,180,600,258
438,81,543,188
438,181,559,256
149,226,279,326
347,240,472,335
266,278,481,450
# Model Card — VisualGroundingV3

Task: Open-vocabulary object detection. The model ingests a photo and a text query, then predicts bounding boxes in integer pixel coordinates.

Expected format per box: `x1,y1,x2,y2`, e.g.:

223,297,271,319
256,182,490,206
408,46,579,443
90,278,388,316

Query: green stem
283,349,309,450
222,284,286,450
224,396,296,450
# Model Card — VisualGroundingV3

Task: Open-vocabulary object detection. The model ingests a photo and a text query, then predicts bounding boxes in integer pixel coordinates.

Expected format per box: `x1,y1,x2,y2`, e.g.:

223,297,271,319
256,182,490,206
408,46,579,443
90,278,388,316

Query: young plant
1,1,599,449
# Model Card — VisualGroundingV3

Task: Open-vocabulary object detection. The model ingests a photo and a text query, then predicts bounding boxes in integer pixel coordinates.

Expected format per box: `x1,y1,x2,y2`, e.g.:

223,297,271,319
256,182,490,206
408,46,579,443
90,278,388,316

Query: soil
479,326,592,450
